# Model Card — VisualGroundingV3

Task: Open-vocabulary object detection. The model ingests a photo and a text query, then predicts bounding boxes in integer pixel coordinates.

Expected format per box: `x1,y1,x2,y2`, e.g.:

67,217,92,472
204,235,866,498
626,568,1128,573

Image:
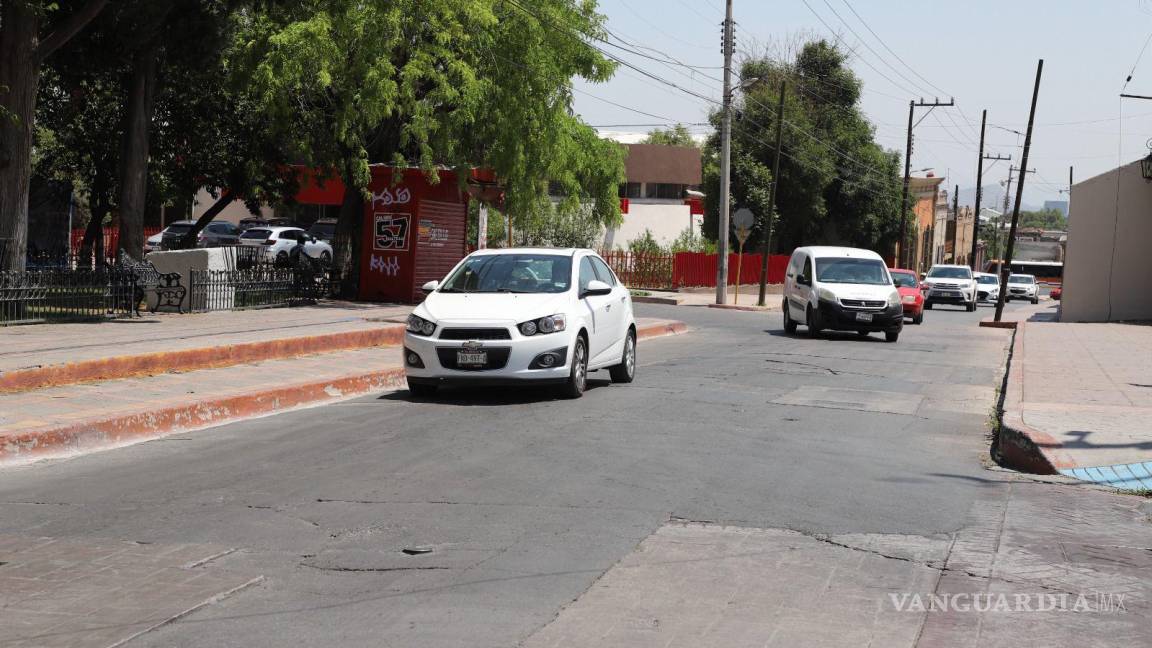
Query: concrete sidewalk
1000,314,1152,490
636,284,783,310
0,315,688,464
0,302,411,391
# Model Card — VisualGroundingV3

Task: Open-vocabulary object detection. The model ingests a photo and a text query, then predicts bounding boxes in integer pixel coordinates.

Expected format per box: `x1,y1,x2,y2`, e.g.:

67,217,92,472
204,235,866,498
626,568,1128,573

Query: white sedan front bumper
404,323,576,386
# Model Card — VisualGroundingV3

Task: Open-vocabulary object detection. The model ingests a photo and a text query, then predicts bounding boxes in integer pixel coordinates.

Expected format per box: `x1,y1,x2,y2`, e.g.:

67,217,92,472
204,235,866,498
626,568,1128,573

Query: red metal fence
599,251,791,289
70,227,162,256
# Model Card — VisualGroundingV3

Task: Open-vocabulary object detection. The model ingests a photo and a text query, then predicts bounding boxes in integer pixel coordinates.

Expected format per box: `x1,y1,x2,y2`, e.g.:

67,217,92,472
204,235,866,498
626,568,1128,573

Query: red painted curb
0,325,406,393
637,320,689,339
996,322,1076,475
0,367,408,464
1,319,688,464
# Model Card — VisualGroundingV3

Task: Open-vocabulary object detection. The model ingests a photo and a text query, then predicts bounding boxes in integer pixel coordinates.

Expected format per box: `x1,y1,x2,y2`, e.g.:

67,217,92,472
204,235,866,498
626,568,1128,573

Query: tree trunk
0,0,109,272
333,164,364,300
181,193,235,247
0,3,42,272
117,40,162,262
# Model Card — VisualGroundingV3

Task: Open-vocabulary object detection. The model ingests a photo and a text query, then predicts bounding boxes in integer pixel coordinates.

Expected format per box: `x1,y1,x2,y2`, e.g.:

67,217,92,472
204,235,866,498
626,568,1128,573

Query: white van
782,246,904,342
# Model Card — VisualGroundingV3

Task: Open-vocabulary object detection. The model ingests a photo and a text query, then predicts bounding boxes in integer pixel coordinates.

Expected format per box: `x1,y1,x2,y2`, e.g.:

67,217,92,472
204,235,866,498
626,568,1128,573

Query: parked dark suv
160,220,242,249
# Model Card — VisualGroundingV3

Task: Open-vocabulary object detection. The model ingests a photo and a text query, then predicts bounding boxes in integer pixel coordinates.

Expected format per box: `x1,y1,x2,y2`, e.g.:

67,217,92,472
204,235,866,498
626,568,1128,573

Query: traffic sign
733,207,755,230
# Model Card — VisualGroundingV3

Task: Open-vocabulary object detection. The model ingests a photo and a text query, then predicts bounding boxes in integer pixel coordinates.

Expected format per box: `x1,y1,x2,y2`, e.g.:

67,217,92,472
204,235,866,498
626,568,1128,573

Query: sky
571,0,1152,210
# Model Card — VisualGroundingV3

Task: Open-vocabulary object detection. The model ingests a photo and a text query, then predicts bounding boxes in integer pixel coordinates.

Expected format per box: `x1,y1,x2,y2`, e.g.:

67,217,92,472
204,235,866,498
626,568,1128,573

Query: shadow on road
379,379,613,406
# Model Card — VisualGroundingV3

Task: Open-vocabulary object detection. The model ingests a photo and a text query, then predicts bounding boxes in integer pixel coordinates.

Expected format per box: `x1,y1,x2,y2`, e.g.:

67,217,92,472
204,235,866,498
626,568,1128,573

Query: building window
618,182,642,198
644,183,686,199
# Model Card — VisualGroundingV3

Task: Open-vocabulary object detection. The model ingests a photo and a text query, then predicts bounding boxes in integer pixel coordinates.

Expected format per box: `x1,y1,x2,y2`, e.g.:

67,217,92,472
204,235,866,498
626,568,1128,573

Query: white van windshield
815,257,889,285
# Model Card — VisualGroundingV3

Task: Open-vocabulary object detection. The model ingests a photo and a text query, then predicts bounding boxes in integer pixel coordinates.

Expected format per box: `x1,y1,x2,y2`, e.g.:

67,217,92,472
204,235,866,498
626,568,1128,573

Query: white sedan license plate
855,312,873,322
457,351,487,366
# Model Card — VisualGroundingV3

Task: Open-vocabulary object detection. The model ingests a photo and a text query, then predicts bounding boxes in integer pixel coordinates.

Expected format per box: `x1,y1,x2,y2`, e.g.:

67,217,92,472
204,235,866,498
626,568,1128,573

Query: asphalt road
0,299,1042,647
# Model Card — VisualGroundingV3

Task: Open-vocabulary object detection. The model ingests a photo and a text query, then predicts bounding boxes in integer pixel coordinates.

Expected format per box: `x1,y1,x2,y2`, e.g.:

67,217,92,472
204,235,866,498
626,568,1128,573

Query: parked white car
403,248,637,398
1006,273,1040,304
238,226,332,264
781,246,904,342
974,272,1001,303
922,264,977,311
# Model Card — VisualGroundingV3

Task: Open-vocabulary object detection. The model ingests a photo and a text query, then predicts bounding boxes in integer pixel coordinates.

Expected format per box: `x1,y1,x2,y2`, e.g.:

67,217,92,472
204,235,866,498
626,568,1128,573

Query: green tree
239,0,625,297
1018,208,1066,230
642,123,696,147
702,40,903,256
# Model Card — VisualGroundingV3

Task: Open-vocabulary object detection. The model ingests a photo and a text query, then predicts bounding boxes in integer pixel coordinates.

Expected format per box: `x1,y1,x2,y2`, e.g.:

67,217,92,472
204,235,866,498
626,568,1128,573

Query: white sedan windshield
440,254,573,294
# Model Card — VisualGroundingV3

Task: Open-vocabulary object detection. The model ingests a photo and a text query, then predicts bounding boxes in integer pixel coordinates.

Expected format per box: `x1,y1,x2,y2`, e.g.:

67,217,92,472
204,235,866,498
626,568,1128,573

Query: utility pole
950,184,959,263
971,110,1006,271
757,80,786,307
995,60,1044,322
715,0,734,305
898,98,955,267
995,164,1033,277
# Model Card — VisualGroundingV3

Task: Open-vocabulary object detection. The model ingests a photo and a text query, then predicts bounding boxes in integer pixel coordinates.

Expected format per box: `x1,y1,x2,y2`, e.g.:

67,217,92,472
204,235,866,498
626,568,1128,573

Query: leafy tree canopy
642,124,697,148
702,39,903,255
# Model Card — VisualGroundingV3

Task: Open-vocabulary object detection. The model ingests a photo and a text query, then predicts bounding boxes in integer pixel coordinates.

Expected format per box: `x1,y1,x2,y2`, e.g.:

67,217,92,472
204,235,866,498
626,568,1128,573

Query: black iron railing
189,262,337,312
0,268,138,326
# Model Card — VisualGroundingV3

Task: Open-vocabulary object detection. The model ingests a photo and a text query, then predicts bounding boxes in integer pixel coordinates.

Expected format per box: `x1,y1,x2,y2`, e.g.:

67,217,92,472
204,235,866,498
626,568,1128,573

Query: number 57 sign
374,213,411,251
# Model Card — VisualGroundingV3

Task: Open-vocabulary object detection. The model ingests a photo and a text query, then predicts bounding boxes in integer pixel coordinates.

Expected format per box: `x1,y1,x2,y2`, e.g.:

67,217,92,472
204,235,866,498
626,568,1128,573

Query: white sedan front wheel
559,336,588,399
609,330,636,384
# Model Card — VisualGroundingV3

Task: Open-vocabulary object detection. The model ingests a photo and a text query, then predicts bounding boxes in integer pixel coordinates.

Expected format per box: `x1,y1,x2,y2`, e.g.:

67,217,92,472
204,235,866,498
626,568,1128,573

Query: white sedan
403,248,637,398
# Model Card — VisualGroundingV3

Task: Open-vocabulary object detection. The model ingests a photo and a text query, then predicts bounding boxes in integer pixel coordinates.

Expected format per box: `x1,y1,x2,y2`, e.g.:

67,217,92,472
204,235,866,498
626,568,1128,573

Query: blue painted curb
1060,461,1152,491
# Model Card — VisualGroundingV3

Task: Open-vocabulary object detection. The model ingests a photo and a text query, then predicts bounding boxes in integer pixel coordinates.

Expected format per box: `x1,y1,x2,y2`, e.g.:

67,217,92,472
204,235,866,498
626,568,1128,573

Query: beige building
1062,159,1152,321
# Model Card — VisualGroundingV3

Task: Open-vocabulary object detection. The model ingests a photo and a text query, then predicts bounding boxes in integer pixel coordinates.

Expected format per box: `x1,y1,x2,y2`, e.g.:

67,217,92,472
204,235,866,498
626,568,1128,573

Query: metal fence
0,268,138,326
598,251,675,289
189,263,337,312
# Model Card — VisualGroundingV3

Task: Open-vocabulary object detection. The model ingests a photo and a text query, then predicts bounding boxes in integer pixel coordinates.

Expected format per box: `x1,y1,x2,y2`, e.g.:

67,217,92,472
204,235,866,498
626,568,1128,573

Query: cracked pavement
1,302,1149,647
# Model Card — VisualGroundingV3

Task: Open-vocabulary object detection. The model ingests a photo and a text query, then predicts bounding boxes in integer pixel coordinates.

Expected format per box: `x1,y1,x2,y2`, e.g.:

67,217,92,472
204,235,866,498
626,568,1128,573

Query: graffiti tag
369,255,400,277
371,186,411,208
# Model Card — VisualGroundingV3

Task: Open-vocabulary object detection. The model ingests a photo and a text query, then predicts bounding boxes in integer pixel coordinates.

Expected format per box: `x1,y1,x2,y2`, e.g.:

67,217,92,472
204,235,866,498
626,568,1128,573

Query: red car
1049,286,1062,300
889,268,924,324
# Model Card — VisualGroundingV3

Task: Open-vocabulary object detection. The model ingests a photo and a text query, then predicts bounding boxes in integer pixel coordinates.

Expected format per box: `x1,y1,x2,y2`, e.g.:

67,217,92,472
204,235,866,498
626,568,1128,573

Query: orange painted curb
0,325,406,394
637,320,689,339
0,367,408,464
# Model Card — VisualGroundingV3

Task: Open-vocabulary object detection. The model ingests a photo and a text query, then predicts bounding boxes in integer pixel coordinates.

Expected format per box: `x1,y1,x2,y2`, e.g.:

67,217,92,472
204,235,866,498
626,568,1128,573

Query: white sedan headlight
519,314,566,336
406,314,437,337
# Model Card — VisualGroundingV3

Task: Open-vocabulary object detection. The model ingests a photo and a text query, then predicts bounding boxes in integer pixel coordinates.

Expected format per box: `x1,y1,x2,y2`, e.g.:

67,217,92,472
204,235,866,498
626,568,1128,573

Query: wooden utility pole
715,0,734,304
898,98,955,267
757,80,786,307
971,112,1009,271
950,184,959,263
995,60,1044,322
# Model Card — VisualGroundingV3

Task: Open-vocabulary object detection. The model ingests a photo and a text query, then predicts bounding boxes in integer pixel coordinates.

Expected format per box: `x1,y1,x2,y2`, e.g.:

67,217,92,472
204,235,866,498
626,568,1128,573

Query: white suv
1006,274,1040,304
239,226,333,265
922,264,977,312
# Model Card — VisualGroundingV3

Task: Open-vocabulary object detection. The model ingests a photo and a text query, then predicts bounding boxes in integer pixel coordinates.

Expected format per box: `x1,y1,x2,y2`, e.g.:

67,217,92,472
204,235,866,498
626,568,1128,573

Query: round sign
733,207,755,229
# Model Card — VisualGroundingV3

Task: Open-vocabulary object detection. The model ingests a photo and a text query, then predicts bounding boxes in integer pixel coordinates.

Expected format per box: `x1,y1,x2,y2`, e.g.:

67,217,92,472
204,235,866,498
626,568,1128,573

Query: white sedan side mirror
582,280,612,298
421,280,440,293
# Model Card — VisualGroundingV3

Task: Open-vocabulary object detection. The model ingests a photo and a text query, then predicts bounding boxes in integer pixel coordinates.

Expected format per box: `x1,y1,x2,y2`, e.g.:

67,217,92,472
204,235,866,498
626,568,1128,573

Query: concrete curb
0,325,406,393
631,295,684,306
706,303,776,312
1,319,688,465
997,322,1076,475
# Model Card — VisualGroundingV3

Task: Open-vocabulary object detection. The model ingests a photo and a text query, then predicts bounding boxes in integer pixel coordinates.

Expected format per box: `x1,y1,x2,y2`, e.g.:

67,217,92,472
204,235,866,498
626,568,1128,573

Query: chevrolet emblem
462,340,484,351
